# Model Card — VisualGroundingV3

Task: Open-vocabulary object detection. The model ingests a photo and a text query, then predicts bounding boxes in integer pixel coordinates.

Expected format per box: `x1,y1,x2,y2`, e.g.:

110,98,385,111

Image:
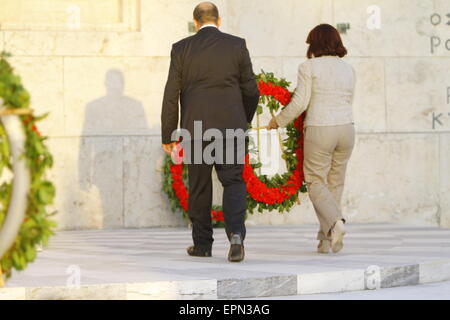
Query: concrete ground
1,223,450,299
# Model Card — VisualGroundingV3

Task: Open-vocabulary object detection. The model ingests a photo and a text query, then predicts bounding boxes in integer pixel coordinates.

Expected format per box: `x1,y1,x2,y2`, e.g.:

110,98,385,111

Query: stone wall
1,0,449,229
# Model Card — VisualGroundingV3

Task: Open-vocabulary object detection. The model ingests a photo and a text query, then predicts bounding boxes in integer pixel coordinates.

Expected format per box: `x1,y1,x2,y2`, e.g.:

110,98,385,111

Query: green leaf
36,182,55,205
256,105,263,115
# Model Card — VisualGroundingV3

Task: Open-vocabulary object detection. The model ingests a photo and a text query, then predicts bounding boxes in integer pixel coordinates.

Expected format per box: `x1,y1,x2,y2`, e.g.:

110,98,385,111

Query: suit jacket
161,27,260,144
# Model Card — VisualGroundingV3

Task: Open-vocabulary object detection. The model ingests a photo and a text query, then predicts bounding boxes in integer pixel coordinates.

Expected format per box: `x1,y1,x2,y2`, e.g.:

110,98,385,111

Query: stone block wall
0,0,449,229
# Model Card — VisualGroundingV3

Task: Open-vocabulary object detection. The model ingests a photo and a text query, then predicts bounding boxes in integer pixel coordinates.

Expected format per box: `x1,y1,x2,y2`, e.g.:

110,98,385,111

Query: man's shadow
80,69,149,135
78,69,149,228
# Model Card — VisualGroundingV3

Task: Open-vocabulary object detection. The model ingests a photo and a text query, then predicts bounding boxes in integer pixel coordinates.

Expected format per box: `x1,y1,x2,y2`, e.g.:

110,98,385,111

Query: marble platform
1,223,450,300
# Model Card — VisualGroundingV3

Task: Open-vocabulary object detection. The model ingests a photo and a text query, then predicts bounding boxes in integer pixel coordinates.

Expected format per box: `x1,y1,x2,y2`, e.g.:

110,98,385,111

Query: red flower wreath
165,152,225,226
242,74,306,212
162,71,306,225
243,116,304,205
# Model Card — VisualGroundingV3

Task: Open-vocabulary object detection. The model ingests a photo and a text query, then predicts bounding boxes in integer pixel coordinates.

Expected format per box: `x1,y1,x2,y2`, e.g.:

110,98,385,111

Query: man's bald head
193,2,220,25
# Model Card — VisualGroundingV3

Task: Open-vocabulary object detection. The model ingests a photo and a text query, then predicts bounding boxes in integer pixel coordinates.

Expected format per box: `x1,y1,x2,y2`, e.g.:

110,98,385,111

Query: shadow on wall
81,69,149,135
77,69,150,228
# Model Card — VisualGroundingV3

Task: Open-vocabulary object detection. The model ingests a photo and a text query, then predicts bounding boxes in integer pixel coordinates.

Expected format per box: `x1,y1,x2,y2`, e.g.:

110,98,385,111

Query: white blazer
275,55,356,128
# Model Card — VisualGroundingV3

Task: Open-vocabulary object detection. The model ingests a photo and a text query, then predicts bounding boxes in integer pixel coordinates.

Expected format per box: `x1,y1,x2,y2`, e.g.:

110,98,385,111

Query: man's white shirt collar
199,24,218,30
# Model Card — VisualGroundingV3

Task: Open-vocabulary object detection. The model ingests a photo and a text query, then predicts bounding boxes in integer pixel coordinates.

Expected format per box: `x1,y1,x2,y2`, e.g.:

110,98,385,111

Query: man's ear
217,17,222,27
194,19,201,31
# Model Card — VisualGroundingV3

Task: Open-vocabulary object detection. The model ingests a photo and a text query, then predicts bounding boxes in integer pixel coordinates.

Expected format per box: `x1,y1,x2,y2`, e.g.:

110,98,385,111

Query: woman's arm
275,61,312,127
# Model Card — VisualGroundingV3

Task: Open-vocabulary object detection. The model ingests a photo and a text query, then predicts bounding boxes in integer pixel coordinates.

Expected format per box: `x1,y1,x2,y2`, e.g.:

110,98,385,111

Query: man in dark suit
161,2,259,262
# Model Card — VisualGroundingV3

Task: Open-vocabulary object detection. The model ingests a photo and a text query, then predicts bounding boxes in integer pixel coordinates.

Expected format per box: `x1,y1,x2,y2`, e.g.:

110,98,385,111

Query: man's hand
268,117,279,130
162,142,178,156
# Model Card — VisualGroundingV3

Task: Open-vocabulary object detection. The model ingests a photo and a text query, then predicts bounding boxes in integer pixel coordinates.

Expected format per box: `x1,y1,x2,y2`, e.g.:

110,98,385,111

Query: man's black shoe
228,233,245,262
187,245,212,257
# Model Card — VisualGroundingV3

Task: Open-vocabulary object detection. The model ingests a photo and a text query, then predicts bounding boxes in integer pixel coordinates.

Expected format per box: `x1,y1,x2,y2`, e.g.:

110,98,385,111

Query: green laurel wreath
0,52,56,279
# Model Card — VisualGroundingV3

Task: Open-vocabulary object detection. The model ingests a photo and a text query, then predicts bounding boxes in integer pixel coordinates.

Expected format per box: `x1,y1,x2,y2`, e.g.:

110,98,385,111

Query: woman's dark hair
306,24,347,59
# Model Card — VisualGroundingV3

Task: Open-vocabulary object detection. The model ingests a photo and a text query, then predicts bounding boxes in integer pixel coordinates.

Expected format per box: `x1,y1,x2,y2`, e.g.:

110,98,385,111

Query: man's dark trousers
186,138,246,251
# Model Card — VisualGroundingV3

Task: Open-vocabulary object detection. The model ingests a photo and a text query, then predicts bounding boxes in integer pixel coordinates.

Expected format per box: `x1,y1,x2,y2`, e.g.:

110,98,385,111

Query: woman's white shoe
317,240,331,254
331,220,346,253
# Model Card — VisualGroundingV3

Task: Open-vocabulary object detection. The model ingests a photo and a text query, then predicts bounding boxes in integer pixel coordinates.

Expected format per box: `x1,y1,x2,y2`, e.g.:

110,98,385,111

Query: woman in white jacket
268,24,356,254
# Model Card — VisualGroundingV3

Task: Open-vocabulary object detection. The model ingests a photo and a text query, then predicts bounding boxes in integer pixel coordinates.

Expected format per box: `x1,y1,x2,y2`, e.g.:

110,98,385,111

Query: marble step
1,259,450,300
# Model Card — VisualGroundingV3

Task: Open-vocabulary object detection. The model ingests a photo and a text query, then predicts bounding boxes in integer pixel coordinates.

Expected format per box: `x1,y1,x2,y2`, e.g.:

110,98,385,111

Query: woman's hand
268,117,279,130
